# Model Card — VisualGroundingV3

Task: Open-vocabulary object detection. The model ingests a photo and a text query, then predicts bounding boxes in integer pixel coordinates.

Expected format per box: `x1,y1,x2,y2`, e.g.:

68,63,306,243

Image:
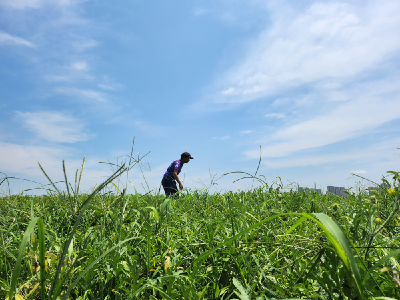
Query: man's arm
173,169,183,190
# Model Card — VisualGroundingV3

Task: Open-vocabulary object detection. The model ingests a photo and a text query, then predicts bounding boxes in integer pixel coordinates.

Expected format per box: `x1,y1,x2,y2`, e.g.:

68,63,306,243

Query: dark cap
181,152,194,159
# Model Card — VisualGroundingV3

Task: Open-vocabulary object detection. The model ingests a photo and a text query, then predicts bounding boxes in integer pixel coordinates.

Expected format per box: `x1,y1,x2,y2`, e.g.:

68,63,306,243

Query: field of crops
1,165,400,300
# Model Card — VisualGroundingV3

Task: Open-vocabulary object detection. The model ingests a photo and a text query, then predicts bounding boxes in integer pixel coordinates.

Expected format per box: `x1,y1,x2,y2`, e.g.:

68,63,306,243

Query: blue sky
1,0,399,195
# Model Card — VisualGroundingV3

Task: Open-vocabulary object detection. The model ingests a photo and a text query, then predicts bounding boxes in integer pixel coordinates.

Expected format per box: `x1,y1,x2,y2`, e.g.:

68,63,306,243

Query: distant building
327,186,348,197
366,183,390,194
298,187,322,195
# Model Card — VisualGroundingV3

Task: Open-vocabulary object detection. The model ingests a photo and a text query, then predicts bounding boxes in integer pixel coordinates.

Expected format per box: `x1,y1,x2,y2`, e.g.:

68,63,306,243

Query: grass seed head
380,267,388,273
164,256,171,272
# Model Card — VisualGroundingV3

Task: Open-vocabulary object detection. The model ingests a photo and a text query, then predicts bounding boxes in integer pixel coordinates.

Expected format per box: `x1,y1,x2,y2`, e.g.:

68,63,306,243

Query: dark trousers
161,178,178,197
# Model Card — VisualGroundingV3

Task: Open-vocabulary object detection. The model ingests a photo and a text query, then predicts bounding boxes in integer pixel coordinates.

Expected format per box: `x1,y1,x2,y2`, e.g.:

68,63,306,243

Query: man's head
181,152,193,163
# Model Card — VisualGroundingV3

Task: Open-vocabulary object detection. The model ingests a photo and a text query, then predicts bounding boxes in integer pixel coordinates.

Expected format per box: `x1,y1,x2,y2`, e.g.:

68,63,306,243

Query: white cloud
71,61,88,70
245,83,400,159
351,170,366,174
193,7,210,17
45,71,93,82
265,113,285,118
55,87,107,102
98,83,123,91
201,1,400,161
98,76,124,91
240,130,252,135
16,111,91,143
0,142,71,177
1,0,76,9
71,39,97,50
212,135,231,140
212,1,400,103
0,31,35,47
45,75,73,82
263,152,363,168
221,87,235,95
46,62,91,83
259,137,400,169
0,142,116,194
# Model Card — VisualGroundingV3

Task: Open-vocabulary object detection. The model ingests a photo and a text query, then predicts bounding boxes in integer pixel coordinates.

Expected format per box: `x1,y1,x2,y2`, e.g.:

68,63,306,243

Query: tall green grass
1,155,399,299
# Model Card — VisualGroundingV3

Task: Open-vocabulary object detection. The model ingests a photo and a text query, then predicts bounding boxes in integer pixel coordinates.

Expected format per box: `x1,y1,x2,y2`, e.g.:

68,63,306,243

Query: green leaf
192,212,365,299
60,237,141,300
68,238,73,257
364,249,400,283
37,218,46,300
146,206,160,222
49,164,127,299
312,213,364,299
285,215,309,235
233,277,249,300
8,217,40,300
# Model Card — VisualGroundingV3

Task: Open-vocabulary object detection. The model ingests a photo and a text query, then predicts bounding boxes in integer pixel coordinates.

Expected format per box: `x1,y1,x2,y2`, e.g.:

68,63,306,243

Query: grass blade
363,249,400,283
233,277,250,300
285,215,309,235
60,237,140,300
192,213,292,274
8,217,40,300
62,160,72,208
37,218,46,300
312,213,364,299
38,162,61,195
192,212,364,299
49,164,127,299
76,156,85,200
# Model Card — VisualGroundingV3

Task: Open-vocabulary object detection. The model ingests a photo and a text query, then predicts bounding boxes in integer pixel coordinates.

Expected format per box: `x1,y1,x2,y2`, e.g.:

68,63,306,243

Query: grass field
1,160,400,300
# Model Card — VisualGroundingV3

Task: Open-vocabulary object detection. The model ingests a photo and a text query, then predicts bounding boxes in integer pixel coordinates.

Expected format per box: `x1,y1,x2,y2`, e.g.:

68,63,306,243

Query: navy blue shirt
163,159,183,181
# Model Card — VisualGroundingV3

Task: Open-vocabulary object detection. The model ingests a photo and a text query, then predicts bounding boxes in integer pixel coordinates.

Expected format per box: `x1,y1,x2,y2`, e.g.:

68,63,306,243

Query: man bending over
161,152,193,196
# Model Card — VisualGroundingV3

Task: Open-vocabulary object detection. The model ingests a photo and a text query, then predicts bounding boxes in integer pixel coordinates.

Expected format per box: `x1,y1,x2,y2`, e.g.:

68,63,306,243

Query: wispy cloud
2,0,107,100
97,76,124,91
16,111,92,143
55,87,107,102
262,152,365,169
245,84,400,159
351,170,366,174
0,141,114,194
258,137,400,169
193,7,210,17
1,0,127,138
240,130,252,136
212,135,231,140
0,141,70,177
221,87,235,95
1,0,76,10
45,68,93,82
196,0,400,164
210,1,400,104
0,31,35,47
98,83,123,91
71,39,97,51
71,61,88,70
44,60,93,83
265,113,285,118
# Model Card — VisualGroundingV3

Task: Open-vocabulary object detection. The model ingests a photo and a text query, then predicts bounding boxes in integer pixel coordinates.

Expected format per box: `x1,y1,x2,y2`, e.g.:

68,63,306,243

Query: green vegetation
1,159,400,299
